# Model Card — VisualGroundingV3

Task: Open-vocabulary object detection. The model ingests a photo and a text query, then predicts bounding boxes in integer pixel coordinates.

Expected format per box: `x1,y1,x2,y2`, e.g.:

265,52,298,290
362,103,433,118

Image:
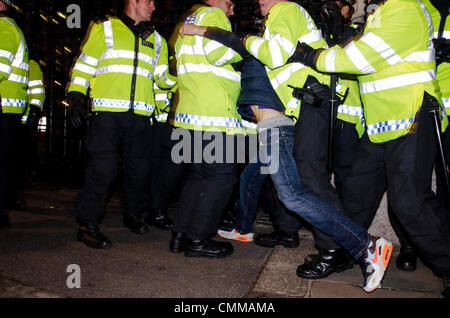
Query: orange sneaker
217,228,254,242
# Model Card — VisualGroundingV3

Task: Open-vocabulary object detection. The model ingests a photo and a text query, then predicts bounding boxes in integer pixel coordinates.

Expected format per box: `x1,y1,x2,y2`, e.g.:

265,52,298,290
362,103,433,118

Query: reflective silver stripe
153,30,162,70
96,64,153,78
27,88,45,94
29,99,43,107
195,8,215,25
3,18,28,72
174,112,243,128
344,41,376,74
324,48,337,72
360,32,402,66
178,63,240,82
0,49,14,62
213,47,236,66
267,31,284,68
298,30,323,45
8,73,28,84
155,93,168,101
249,37,264,58
28,80,44,87
271,63,305,89
100,50,155,66
404,50,434,62
79,53,99,66
367,116,415,135
71,76,90,88
1,98,27,107
92,98,154,112
177,43,204,58
415,0,434,49
74,62,97,75
204,40,222,55
104,20,114,50
242,120,257,130
443,31,450,39
0,62,12,74
154,64,168,76
360,69,435,94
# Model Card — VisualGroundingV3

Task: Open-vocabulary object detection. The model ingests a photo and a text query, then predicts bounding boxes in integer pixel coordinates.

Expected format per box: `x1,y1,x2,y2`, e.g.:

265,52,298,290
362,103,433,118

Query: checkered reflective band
175,113,244,128
366,117,415,135
1,98,27,107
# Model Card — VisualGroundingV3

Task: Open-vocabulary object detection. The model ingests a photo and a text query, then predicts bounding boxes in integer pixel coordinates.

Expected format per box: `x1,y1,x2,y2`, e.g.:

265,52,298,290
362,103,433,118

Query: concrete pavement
0,188,445,299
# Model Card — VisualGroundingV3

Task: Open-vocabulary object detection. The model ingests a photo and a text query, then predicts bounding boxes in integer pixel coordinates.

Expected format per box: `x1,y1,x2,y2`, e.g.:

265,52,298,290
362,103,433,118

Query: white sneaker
360,236,394,293
217,228,254,242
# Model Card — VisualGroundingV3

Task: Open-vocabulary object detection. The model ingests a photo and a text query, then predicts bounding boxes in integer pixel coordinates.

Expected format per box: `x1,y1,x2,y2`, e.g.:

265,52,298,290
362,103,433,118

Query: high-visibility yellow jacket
68,15,176,117
22,59,45,123
0,14,29,114
172,6,245,134
436,15,450,113
153,83,177,123
315,0,447,143
244,1,331,122
337,78,365,138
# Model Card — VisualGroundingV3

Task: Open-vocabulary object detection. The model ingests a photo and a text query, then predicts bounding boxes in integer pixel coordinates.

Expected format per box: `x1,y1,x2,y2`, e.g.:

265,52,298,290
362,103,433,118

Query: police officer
66,0,176,248
0,0,29,228
293,0,450,298
170,0,244,258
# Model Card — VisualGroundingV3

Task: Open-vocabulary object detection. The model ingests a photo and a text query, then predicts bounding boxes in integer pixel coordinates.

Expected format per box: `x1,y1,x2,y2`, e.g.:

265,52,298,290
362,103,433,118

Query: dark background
5,0,263,188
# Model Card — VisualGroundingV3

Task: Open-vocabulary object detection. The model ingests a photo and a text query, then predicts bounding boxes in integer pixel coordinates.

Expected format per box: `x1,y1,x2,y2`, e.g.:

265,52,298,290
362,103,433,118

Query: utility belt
289,75,348,107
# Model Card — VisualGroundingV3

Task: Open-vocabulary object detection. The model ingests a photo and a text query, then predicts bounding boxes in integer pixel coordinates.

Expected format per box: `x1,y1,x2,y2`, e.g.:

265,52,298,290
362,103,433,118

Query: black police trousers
172,129,238,240
148,121,185,213
77,111,152,225
0,114,21,212
341,98,450,277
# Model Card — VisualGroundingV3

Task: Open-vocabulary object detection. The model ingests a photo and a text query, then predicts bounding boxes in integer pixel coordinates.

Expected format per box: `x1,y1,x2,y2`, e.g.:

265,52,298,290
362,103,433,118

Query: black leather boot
396,243,417,272
145,209,173,231
123,214,149,234
77,223,112,249
184,238,233,258
296,248,354,279
254,229,299,248
170,231,186,253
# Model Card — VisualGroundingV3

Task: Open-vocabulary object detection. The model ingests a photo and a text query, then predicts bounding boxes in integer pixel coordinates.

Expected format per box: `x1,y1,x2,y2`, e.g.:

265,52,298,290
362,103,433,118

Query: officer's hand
25,105,42,132
287,42,322,68
66,91,87,129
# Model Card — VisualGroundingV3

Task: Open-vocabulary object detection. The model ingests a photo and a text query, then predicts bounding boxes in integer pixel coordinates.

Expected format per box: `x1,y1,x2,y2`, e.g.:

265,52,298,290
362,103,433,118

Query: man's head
205,0,233,15
0,0,12,11
258,0,286,17
124,0,156,24
226,0,235,18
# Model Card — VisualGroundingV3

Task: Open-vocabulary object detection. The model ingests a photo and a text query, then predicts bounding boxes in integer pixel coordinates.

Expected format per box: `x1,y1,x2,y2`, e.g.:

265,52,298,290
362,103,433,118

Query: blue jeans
242,125,369,259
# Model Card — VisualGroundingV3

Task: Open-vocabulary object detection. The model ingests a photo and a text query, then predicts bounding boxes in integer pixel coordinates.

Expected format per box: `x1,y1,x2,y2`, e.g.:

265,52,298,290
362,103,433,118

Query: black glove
433,38,450,65
322,1,344,45
287,42,321,68
25,105,42,131
66,91,87,129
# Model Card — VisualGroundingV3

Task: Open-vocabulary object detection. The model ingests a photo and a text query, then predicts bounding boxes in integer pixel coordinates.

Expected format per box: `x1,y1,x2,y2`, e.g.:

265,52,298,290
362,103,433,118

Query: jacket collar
118,12,153,37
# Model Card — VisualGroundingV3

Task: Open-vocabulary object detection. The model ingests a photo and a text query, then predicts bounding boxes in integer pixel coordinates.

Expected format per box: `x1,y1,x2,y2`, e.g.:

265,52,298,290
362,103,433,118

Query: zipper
129,34,139,113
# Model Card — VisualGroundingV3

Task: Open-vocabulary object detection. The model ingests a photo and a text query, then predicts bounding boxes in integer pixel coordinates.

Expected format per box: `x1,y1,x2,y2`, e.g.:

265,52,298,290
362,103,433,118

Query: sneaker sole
217,231,253,242
364,239,394,293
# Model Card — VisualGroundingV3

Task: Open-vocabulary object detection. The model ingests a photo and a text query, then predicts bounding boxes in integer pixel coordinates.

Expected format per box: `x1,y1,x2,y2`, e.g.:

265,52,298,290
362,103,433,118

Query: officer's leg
0,114,21,228
76,112,121,248
121,113,153,234
385,100,450,280
183,132,237,258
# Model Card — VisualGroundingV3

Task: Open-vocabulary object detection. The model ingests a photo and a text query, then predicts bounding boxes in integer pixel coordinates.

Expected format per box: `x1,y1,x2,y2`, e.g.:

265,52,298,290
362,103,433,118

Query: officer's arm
67,20,104,96
27,60,45,111
200,8,242,66
154,34,177,89
0,20,17,83
315,3,422,75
